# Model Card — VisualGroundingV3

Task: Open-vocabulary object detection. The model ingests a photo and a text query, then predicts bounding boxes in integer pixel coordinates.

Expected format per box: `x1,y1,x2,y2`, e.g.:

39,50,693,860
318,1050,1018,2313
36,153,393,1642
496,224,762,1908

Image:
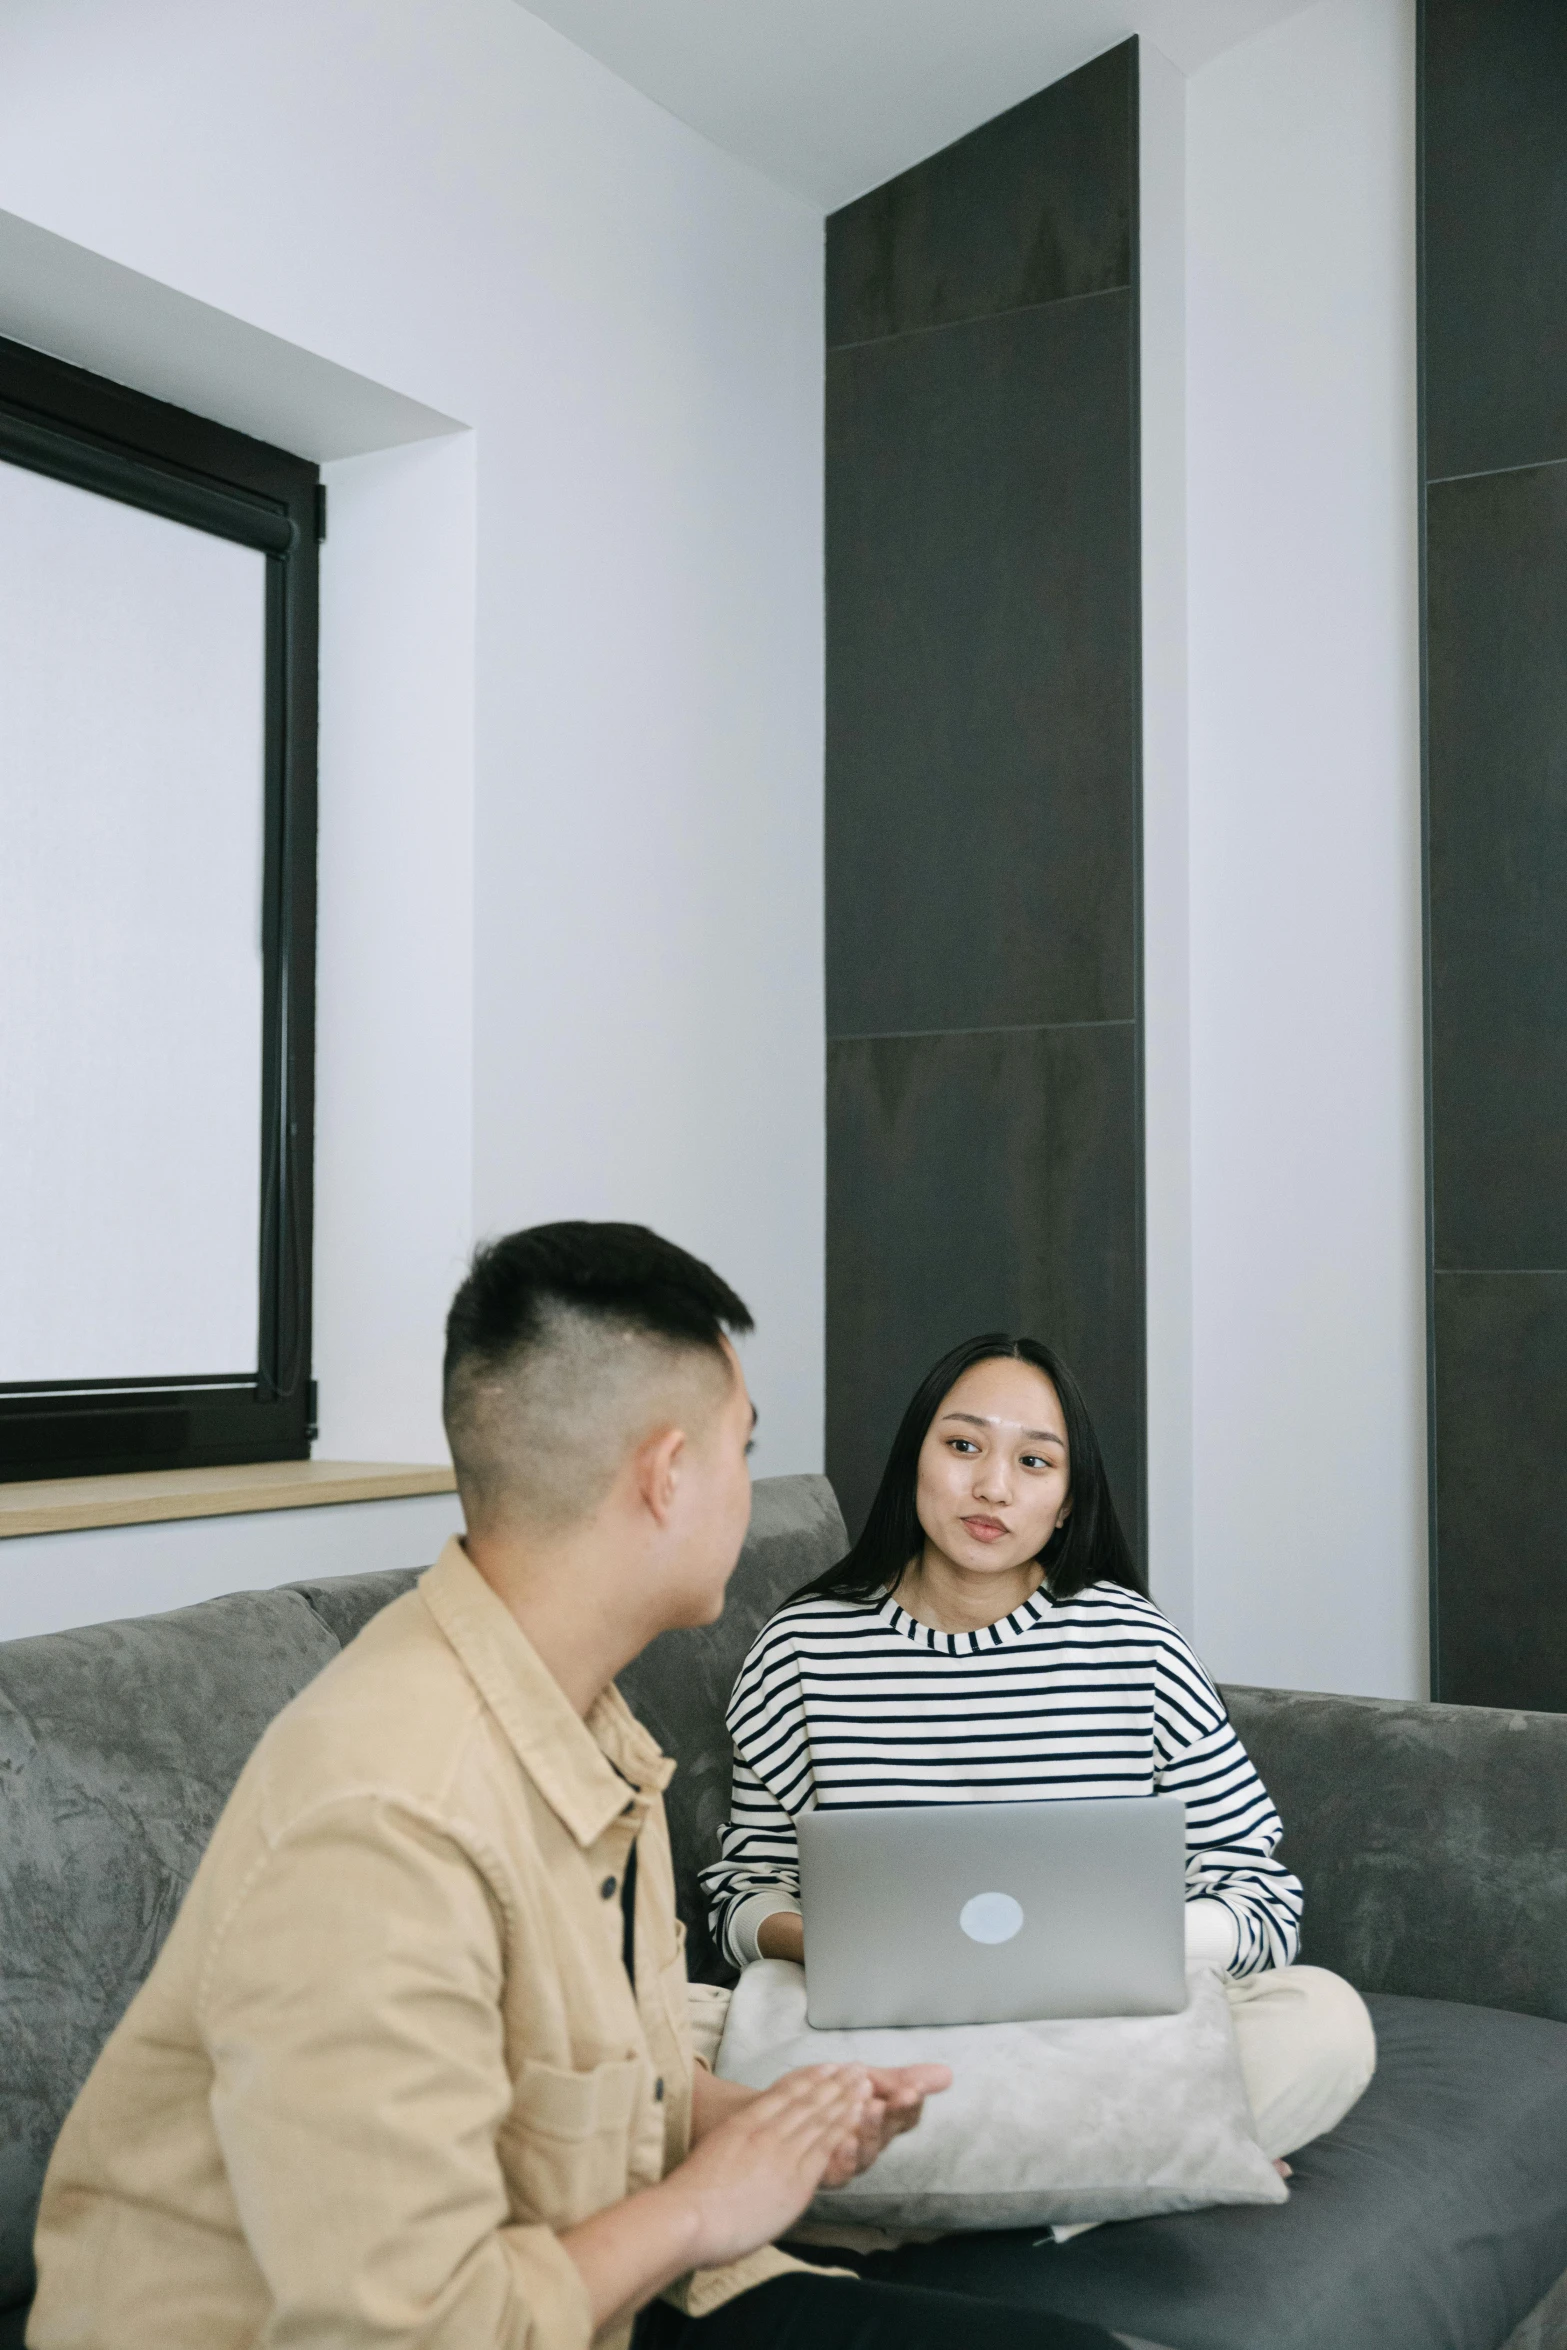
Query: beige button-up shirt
30,1540,798,2350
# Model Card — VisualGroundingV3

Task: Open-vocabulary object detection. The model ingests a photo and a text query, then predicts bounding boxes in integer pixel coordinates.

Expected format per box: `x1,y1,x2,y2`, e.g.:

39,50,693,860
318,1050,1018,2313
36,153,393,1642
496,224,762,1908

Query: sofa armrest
1222,1683,1567,2022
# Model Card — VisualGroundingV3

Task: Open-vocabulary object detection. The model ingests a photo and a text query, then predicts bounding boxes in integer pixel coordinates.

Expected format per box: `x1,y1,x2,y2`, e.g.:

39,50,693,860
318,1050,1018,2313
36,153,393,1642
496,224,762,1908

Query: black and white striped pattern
700,1581,1302,1976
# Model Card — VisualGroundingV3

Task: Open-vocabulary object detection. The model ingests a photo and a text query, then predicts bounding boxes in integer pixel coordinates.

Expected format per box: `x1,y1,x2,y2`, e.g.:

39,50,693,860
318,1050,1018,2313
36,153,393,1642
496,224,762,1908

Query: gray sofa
2,1472,1565,2350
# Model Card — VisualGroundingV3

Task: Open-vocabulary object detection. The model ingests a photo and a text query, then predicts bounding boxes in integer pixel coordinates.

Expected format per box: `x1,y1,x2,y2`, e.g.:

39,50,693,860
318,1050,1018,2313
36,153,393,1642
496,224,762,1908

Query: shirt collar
418,1537,674,1849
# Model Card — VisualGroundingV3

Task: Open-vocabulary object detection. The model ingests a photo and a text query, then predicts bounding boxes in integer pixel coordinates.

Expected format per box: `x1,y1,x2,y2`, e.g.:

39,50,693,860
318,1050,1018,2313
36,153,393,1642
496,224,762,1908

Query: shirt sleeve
199,1793,595,2350
1148,1623,1304,1976
698,1624,812,1969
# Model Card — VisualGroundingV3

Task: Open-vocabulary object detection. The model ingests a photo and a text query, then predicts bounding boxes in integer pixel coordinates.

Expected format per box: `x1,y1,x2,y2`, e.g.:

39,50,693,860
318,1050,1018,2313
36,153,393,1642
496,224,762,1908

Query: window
0,335,320,1480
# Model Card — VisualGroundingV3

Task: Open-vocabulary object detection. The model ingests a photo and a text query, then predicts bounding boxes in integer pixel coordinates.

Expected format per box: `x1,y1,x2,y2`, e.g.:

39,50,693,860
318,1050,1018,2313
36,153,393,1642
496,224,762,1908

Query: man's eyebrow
940,1410,1064,1446
750,1403,759,1430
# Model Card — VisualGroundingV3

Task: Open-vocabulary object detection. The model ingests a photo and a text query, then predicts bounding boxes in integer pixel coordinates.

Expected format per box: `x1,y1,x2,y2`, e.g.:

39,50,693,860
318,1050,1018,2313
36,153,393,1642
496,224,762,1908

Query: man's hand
563,2059,952,2330
819,2062,951,2184
663,2064,876,2267
688,2062,758,2143
692,2053,950,2185
560,2063,876,2330
720,1913,951,2182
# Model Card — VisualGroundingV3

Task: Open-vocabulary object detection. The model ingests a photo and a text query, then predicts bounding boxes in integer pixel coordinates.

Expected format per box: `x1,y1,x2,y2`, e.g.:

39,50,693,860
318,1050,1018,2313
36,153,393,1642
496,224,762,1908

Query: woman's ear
1055,1498,1073,1530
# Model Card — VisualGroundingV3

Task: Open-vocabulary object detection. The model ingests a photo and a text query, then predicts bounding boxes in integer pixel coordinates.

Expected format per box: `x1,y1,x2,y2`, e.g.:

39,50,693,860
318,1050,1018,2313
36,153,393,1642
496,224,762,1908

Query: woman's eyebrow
940,1411,1064,1446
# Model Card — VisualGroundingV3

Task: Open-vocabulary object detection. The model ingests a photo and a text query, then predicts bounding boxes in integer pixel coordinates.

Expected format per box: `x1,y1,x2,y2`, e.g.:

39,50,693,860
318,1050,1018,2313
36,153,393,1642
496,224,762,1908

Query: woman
701,1333,1374,2163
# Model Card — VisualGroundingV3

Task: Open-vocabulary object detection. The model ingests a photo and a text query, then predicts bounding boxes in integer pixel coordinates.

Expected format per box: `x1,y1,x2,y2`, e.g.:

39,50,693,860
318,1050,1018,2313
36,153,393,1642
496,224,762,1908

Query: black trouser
633,2271,1125,2349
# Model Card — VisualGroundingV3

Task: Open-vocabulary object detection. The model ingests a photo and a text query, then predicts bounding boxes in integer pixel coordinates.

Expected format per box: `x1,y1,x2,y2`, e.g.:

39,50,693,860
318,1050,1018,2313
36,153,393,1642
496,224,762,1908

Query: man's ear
634,1423,686,1527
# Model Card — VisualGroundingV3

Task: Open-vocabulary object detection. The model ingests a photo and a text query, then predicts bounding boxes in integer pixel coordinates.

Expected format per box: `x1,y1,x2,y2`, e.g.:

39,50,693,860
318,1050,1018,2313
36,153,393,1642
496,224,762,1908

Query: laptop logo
959,1891,1024,1945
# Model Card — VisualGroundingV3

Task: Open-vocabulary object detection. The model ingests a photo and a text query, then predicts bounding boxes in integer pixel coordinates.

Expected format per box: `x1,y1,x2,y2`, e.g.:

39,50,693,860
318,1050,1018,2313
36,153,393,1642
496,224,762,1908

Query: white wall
0,0,823,1632
0,1494,464,1644
1184,0,1425,1696
314,434,478,1463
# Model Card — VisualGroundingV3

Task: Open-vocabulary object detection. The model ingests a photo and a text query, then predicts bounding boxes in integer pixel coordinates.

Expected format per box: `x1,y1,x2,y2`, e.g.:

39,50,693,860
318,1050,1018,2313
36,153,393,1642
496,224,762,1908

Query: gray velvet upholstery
0,1586,343,2307
2,1476,1566,2350
290,1564,421,1649
1224,1684,1567,2022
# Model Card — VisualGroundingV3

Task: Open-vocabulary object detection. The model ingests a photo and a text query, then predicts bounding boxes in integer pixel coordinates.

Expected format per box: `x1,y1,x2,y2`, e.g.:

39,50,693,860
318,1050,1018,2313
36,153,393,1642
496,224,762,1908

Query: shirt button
654,2078,665,2102
600,1876,617,1899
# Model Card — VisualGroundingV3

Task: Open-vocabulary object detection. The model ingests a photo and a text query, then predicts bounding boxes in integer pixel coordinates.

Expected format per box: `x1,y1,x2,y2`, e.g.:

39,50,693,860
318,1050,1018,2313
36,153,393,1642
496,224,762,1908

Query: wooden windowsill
0,1460,458,1540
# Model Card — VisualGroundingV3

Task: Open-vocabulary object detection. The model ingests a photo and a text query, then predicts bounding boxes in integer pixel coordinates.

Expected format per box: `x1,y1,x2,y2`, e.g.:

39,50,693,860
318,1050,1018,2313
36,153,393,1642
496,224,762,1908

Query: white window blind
0,459,267,1383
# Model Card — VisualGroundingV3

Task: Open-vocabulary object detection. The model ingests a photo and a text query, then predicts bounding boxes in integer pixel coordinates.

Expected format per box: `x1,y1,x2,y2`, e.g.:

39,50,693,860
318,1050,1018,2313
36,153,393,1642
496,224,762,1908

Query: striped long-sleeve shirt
699,1579,1302,1978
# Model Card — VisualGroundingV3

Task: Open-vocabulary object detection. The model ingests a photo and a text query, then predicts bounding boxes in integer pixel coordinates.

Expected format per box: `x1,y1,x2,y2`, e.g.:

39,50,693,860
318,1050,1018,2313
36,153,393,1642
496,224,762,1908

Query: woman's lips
962,1515,1008,1542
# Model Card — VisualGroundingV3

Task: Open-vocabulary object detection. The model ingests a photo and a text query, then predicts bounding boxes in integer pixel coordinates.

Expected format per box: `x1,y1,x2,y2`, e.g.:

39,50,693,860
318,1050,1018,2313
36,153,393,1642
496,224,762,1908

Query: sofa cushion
840,1993,1567,2350
289,1563,421,1648
719,1959,1286,2233
1223,1686,1567,2024
0,1585,343,2308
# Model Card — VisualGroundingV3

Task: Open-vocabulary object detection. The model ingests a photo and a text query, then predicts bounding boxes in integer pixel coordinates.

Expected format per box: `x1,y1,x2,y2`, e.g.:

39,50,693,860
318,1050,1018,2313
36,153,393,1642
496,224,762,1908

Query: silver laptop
797,1794,1187,2029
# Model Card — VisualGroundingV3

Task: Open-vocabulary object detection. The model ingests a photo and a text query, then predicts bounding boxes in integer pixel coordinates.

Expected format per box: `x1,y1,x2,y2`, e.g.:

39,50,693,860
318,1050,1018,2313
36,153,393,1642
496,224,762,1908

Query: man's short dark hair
443,1222,753,1533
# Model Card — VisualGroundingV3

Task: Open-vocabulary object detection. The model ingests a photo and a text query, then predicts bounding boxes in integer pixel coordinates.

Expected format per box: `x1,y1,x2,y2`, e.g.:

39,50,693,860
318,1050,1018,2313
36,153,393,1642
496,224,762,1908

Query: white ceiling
514,0,1318,209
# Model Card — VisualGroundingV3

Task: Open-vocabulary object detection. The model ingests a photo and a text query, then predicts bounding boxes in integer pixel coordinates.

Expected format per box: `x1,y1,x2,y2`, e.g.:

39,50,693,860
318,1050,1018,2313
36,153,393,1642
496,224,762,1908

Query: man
31,1223,1120,2350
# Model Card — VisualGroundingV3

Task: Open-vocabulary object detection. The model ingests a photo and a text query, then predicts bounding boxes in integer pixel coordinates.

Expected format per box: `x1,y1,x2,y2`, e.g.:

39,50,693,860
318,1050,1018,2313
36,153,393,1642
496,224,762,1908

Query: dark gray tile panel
1433,1272,1567,1711
826,41,1134,348
826,291,1137,1040
826,1022,1141,1560
1427,462,1567,1270
1423,0,1567,480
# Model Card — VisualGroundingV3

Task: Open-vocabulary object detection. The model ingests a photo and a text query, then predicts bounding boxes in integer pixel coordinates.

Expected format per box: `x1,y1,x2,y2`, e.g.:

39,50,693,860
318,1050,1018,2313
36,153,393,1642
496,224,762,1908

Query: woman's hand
756,1911,805,1962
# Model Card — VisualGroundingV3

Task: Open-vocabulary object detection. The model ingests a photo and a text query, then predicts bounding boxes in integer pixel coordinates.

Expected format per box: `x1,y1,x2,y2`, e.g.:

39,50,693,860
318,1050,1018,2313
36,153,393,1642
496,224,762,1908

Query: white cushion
714,1958,1288,2234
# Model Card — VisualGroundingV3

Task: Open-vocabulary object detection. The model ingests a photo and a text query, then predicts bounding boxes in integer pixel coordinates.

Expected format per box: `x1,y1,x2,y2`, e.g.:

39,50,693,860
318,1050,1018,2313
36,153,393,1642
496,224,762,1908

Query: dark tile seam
1427,450,1567,488
828,279,1131,358
828,1017,1136,1042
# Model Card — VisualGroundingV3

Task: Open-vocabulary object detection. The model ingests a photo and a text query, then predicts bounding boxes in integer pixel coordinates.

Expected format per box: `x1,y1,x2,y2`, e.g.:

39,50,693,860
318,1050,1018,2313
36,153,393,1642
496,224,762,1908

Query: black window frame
0,334,319,1482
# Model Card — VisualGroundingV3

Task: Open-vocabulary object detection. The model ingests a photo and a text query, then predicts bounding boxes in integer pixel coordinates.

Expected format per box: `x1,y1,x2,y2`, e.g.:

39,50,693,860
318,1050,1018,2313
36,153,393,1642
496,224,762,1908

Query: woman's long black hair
800,1333,1145,1607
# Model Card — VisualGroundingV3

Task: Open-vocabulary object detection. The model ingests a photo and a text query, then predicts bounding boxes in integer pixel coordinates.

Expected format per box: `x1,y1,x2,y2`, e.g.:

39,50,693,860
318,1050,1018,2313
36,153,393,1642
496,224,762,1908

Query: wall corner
1138,39,1194,1634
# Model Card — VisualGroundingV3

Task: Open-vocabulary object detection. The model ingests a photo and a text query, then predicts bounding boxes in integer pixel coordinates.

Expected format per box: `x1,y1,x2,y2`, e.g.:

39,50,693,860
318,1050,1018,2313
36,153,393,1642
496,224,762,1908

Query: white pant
1225,1964,1377,2159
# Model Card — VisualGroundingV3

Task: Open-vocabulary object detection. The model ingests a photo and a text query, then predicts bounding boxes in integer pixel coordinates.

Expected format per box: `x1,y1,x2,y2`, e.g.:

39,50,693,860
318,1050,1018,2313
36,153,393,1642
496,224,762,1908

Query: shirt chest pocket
498,2056,646,2227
